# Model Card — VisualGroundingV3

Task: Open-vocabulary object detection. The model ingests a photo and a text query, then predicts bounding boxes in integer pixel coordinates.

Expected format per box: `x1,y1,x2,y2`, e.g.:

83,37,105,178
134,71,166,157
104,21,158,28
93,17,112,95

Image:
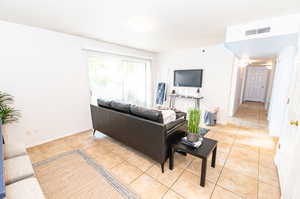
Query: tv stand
169,94,204,109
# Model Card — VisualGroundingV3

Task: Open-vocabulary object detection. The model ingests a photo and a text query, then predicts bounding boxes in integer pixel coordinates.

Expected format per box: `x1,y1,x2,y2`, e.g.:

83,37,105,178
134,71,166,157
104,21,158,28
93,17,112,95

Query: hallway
231,102,268,128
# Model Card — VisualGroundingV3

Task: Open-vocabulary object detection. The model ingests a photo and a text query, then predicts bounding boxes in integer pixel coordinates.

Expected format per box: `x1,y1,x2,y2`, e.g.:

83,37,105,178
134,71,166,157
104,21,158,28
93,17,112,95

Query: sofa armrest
165,118,186,131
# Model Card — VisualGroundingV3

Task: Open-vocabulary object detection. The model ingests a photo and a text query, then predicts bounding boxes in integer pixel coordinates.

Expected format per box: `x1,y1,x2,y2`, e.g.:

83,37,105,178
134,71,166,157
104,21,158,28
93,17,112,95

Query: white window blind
87,50,151,107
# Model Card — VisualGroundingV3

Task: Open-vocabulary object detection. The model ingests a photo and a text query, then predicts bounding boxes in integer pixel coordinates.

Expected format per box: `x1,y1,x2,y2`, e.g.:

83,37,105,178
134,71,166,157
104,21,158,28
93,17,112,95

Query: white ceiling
0,0,299,52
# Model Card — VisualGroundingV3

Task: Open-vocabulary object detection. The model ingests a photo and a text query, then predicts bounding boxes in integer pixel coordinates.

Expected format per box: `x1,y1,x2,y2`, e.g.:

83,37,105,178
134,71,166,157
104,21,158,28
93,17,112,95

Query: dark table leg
200,158,207,187
211,146,217,168
161,162,165,173
169,147,174,170
177,151,187,156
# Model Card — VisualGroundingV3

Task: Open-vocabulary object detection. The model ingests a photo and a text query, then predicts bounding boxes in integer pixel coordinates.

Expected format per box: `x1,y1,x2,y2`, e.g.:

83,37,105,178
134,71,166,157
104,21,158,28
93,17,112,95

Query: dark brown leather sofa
90,99,186,172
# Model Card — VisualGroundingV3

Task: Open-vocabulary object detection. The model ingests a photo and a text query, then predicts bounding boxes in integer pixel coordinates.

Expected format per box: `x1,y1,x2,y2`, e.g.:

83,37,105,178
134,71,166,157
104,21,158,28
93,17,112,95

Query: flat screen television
174,69,203,87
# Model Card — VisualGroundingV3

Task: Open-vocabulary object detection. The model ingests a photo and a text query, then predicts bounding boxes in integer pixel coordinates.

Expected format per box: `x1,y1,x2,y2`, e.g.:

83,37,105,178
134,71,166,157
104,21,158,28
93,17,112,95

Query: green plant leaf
188,108,201,134
0,91,20,124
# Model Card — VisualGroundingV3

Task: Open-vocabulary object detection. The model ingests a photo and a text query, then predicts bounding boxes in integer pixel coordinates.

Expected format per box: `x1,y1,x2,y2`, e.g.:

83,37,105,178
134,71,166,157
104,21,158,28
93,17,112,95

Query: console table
169,94,203,109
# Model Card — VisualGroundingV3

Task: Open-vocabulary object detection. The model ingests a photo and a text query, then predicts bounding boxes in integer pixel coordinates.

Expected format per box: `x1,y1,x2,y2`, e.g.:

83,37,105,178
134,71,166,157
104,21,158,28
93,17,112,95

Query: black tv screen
174,69,203,87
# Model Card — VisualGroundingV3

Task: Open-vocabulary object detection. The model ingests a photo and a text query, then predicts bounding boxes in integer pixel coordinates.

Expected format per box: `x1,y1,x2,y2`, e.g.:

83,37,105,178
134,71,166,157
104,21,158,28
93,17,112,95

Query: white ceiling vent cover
245,27,271,36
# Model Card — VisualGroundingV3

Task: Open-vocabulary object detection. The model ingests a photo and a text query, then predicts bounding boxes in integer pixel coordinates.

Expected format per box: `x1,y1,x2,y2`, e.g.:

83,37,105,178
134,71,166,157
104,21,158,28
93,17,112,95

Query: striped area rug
33,150,140,199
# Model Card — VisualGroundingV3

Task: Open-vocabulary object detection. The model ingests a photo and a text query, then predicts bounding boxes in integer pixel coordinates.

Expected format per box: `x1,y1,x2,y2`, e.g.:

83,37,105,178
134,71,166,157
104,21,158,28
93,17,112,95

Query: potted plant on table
0,91,20,134
187,109,201,142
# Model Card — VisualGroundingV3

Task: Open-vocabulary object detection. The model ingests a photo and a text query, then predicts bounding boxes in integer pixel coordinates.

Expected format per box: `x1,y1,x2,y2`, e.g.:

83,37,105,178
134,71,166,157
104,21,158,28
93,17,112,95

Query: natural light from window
87,51,150,107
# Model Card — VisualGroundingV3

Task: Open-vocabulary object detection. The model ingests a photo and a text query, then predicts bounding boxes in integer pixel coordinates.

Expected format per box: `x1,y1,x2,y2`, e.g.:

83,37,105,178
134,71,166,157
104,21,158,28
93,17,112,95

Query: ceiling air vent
245,27,271,36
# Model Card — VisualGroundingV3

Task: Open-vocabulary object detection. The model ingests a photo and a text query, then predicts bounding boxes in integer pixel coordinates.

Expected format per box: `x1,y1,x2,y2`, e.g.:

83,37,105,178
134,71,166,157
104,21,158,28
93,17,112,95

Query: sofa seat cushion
110,100,131,113
97,98,112,108
4,155,34,185
5,177,45,199
4,141,27,160
130,105,163,123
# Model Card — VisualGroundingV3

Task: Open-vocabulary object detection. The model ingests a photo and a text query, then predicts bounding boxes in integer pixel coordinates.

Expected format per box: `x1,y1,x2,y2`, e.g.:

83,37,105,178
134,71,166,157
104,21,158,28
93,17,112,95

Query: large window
88,51,150,106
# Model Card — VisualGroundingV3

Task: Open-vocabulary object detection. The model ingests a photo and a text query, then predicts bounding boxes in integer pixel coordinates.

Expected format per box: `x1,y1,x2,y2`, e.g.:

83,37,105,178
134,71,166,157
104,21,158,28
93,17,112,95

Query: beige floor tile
186,159,222,183
91,151,124,170
258,182,281,199
233,143,259,154
218,142,232,154
162,190,185,199
130,174,168,199
64,132,97,150
259,156,277,171
27,148,47,163
127,152,155,172
211,185,245,199
211,131,236,145
111,161,143,184
214,150,229,166
215,124,240,134
230,146,259,163
218,167,258,199
173,153,193,169
83,144,112,157
259,165,279,187
172,170,215,199
146,164,184,187
111,145,137,160
235,134,262,148
225,156,258,178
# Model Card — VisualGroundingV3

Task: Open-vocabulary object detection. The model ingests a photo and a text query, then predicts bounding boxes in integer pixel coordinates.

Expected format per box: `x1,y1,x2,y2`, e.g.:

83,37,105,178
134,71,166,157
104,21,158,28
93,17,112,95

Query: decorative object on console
169,94,203,109
155,82,167,105
187,109,201,142
181,137,203,148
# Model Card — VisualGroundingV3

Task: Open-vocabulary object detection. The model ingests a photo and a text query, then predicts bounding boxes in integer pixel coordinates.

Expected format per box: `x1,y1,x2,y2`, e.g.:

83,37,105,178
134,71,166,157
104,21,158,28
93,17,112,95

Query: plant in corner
0,91,20,125
187,109,201,142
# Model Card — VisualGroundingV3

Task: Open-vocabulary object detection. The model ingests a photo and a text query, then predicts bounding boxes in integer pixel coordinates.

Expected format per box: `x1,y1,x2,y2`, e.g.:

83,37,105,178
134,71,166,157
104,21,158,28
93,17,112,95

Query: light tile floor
28,122,280,199
230,102,268,128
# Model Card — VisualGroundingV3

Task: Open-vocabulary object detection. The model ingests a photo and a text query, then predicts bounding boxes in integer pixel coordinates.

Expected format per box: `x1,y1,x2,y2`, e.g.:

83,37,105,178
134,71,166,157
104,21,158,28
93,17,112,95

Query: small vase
187,132,199,142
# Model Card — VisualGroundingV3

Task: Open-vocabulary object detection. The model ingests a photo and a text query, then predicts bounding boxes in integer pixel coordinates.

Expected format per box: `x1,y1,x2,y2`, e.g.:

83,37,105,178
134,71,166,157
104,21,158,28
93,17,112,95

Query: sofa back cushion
130,105,163,123
110,100,131,113
97,98,112,108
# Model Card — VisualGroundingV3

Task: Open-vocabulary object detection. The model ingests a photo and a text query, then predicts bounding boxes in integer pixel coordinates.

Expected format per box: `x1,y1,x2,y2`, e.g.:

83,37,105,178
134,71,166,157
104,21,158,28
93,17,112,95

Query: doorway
228,59,274,128
243,66,269,103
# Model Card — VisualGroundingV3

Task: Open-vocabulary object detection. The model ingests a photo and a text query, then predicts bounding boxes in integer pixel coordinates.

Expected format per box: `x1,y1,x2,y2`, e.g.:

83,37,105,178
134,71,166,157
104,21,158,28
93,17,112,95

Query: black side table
169,137,218,187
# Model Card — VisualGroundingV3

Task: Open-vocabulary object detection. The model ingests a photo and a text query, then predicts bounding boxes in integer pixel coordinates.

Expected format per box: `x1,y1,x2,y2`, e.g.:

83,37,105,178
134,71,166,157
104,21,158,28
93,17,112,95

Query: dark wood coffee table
169,137,217,187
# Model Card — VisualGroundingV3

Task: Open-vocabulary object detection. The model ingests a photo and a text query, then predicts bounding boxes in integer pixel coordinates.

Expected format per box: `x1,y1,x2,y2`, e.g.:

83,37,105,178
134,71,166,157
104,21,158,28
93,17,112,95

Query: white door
244,66,269,102
276,56,300,199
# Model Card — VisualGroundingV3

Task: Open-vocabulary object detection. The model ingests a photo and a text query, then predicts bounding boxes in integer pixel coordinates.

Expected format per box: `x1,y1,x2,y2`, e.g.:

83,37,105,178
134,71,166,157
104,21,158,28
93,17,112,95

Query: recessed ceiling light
127,16,155,33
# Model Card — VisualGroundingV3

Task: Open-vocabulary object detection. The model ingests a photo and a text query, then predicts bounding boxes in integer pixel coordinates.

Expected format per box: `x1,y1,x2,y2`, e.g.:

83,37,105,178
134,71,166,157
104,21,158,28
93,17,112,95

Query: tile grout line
257,145,261,199
164,160,193,199
209,128,237,199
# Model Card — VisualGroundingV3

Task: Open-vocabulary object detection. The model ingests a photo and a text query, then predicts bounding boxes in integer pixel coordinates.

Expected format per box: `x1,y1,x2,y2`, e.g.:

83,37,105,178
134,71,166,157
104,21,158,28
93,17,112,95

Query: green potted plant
187,109,201,142
0,91,20,127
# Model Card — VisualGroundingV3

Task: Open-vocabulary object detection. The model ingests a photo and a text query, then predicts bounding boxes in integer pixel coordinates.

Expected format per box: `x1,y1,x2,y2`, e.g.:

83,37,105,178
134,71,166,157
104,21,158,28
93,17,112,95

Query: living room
0,1,300,199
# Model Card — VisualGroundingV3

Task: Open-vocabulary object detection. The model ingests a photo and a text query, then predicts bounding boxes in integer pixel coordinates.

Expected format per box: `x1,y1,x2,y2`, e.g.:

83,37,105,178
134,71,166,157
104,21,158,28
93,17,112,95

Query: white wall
268,46,297,137
229,58,242,116
0,20,157,147
265,61,276,110
156,44,234,124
